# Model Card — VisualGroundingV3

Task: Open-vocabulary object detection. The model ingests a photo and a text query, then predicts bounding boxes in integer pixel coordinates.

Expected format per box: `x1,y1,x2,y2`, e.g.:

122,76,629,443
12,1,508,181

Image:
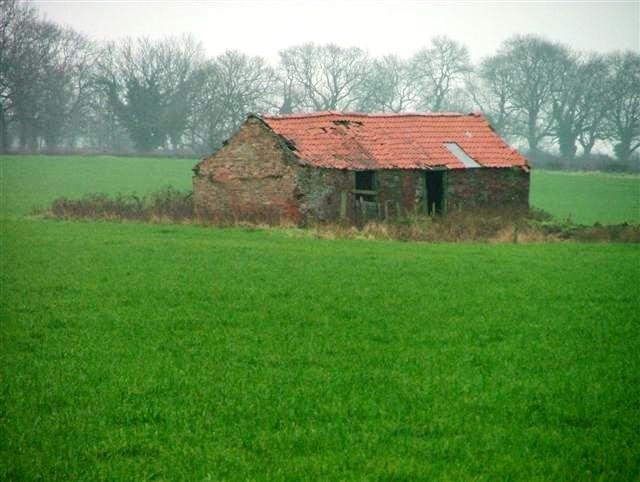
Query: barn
193,111,530,224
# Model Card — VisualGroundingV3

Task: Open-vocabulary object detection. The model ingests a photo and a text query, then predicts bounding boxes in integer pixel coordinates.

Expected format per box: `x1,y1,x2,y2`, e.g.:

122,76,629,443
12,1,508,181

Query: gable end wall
193,118,302,223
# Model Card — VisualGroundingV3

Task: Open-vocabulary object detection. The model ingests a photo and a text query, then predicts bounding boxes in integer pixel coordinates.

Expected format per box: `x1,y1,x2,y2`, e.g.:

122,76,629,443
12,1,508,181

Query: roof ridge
260,111,481,120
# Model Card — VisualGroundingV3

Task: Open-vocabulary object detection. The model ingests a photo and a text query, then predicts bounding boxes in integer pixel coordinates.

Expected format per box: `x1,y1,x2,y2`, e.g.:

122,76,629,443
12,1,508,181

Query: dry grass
308,209,640,243
42,193,639,243
43,187,193,223
196,204,292,227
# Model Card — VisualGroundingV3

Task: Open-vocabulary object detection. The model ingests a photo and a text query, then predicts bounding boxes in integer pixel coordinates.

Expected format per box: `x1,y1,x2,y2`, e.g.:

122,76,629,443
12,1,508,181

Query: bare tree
487,36,568,158
278,43,368,111
156,36,206,149
189,50,275,154
549,52,583,161
357,55,418,113
410,36,471,112
0,0,27,150
605,51,640,160
3,0,638,165
90,42,131,151
39,28,95,149
102,36,205,151
213,50,276,127
1,1,96,150
550,54,610,162
273,65,305,115
467,54,516,138
0,0,55,150
576,56,610,158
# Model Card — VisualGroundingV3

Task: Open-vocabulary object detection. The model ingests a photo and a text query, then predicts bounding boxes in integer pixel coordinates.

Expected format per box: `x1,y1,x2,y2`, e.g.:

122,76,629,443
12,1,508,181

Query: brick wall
193,118,301,223
446,168,530,211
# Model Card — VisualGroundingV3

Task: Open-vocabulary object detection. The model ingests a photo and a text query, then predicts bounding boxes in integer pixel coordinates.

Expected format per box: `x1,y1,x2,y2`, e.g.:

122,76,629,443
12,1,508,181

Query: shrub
46,187,193,222
44,194,639,243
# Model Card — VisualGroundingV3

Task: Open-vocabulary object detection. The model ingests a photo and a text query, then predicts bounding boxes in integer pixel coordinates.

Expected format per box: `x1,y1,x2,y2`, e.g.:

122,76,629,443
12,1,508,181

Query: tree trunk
558,129,577,167
527,133,539,160
279,94,292,114
526,112,540,160
0,109,9,153
44,132,60,150
580,137,596,158
18,121,27,151
614,137,631,161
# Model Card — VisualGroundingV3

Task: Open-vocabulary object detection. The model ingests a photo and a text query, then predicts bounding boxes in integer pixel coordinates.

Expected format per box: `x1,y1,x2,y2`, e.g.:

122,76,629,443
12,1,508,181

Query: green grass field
2,220,639,480
530,170,640,225
1,155,639,223
0,155,194,219
1,155,639,479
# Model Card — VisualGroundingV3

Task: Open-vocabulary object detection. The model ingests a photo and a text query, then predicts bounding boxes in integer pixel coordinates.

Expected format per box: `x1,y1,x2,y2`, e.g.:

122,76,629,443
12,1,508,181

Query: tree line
1,0,639,165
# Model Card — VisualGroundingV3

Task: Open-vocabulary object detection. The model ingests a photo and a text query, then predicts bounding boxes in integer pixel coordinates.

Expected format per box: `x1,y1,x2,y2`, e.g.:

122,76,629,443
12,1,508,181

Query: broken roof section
258,111,529,171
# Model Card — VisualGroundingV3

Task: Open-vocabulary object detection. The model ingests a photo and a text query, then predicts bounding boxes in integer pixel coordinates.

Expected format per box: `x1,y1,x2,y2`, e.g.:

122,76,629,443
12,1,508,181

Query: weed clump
46,186,193,222
310,208,640,243
43,193,639,243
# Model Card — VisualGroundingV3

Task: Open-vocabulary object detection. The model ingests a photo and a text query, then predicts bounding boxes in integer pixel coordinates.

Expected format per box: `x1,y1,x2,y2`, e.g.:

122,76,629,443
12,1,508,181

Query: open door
425,171,444,215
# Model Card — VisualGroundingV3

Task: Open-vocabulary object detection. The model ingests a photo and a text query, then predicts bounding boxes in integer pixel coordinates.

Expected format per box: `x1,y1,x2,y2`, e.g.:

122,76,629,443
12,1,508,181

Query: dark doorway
425,171,444,215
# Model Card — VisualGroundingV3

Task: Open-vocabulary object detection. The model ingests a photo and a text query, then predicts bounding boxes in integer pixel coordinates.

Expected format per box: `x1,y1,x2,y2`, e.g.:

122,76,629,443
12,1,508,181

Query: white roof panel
444,142,481,168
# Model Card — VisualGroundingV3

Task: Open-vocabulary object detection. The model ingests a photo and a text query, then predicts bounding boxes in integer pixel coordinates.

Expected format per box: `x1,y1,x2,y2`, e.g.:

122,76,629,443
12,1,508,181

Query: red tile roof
259,111,529,171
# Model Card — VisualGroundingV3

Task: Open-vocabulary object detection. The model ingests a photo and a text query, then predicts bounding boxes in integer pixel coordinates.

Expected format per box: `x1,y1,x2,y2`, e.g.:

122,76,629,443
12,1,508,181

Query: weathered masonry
193,111,530,224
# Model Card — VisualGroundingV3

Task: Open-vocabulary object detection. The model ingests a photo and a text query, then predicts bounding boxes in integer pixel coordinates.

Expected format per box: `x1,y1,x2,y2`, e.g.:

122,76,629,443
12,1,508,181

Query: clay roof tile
259,111,528,170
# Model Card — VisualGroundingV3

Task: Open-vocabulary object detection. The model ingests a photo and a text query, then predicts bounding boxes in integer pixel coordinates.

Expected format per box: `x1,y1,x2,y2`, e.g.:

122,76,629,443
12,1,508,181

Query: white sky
32,0,640,63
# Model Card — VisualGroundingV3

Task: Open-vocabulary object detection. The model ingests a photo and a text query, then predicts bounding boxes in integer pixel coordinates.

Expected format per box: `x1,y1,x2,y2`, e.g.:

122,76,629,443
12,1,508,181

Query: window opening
354,170,376,203
355,170,375,191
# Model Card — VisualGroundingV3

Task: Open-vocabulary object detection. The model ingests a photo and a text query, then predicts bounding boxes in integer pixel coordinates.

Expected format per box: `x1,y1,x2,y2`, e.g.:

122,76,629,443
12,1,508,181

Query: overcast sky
32,0,639,63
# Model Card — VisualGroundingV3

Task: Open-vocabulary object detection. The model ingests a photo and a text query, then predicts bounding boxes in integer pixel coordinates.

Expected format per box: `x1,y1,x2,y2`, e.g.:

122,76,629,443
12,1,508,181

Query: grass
530,170,640,225
2,155,639,224
1,219,639,480
1,154,639,479
0,155,194,218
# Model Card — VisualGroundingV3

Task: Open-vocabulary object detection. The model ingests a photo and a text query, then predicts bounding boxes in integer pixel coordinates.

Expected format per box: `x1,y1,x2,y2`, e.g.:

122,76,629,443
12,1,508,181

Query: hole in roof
444,143,480,168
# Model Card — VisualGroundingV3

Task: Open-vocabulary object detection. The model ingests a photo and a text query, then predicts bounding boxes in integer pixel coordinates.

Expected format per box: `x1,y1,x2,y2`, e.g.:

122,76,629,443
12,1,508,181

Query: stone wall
446,168,530,211
295,169,428,223
294,167,529,222
295,168,352,222
193,118,301,223
375,170,425,218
